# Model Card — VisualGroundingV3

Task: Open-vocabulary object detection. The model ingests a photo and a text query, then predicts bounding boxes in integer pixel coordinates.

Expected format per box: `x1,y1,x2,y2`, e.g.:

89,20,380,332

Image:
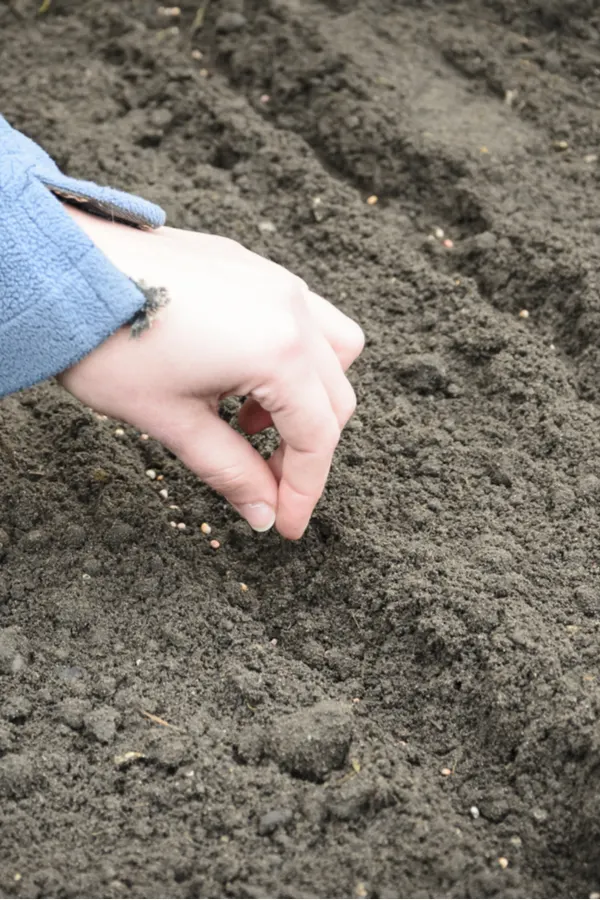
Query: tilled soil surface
1,1,600,897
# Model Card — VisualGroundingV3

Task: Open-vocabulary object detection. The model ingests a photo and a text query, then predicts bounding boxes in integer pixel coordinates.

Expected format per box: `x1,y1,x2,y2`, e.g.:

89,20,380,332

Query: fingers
163,404,279,532
252,354,341,538
238,292,365,434
306,291,365,371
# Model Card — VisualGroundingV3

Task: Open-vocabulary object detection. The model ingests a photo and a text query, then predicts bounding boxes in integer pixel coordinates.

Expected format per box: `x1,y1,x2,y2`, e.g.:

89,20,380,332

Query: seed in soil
260,94,270,103
199,69,209,78
209,539,220,549
159,488,168,499
157,6,181,15
553,140,569,151
584,154,598,163
169,504,180,511
201,523,212,535
433,226,444,239
145,469,157,480
177,523,186,531
470,806,480,819
240,582,248,591
519,309,529,319
443,238,454,249
191,49,203,60
498,857,509,870
114,428,125,437
441,767,452,776
366,195,378,205
156,475,164,481
140,433,149,441
169,521,177,529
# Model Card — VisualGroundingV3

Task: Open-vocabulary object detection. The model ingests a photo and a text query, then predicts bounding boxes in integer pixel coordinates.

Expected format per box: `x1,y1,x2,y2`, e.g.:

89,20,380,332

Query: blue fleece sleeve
0,115,166,397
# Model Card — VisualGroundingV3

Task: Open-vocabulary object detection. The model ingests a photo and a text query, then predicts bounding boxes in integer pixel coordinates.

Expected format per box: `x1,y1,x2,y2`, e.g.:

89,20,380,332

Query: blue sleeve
0,115,167,397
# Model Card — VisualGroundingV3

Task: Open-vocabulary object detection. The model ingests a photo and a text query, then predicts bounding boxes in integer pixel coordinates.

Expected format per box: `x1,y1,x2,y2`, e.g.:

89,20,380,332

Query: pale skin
58,207,365,540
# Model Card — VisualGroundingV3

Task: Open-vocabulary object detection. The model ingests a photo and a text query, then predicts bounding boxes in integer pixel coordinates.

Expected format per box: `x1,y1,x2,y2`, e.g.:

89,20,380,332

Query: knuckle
349,321,366,355
207,463,248,495
321,416,341,452
340,384,357,423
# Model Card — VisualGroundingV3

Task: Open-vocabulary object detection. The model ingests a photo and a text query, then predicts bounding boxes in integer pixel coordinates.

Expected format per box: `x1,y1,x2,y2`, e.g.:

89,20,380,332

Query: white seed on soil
470,806,480,819
201,523,212,535
519,309,529,319
145,469,157,480
169,521,178,528
169,504,180,511
433,226,445,239
159,488,168,499
441,767,452,776
210,539,220,549
114,428,125,437
177,522,186,531
240,582,248,592
191,49,203,60
498,857,509,870
140,433,149,441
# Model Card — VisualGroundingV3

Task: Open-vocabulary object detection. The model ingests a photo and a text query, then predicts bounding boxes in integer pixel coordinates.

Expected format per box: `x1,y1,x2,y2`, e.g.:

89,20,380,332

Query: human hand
58,208,364,539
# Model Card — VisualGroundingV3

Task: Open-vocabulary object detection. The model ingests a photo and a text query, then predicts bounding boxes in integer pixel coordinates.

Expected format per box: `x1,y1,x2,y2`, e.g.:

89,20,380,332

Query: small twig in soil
191,0,211,34
140,709,182,731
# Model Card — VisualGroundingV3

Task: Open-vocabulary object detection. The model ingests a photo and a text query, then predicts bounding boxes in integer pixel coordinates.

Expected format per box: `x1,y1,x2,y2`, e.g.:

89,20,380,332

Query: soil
1,0,600,897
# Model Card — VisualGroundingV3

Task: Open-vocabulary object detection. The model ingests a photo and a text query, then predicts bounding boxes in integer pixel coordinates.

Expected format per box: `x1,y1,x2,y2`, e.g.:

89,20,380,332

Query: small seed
191,49,203,60
352,697,361,703
584,153,598,164
169,521,178,528
156,474,164,481
260,93,270,103
169,504,180,511
159,488,168,499
504,89,517,106
441,767,452,776
199,68,209,77
366,194,378,205
470,806,480,819
209,539,220,549
270,638,278,646
114,428,125,437
433,226,445,239
177,522,186,531
201,523,212,535
157,5,181,16
519,309,529,319
240,582,248,591
553,140,569,151
145,469,157,480
140,433,149,441
95,413,108,421
443,238,454,249
498,857,509,870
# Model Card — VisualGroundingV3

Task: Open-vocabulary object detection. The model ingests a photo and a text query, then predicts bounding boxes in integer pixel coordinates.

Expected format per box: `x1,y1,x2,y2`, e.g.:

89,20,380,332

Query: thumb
167,407,278,532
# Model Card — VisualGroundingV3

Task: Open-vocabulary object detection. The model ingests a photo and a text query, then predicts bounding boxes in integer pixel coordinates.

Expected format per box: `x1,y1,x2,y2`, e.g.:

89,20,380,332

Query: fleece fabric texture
0,115,166,397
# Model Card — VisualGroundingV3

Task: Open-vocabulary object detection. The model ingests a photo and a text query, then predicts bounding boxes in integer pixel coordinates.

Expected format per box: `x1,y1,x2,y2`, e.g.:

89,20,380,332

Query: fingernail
237,502,276,532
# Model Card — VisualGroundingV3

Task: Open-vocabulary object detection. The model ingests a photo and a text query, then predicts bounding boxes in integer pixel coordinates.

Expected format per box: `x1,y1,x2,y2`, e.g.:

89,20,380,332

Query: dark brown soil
2,1,600,897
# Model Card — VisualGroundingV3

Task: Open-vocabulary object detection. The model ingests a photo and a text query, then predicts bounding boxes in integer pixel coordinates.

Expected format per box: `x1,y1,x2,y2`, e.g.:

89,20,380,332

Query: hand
58,208,364,539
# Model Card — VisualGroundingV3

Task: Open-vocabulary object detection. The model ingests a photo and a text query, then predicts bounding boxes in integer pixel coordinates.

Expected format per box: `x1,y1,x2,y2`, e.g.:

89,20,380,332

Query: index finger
252,364,340,539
